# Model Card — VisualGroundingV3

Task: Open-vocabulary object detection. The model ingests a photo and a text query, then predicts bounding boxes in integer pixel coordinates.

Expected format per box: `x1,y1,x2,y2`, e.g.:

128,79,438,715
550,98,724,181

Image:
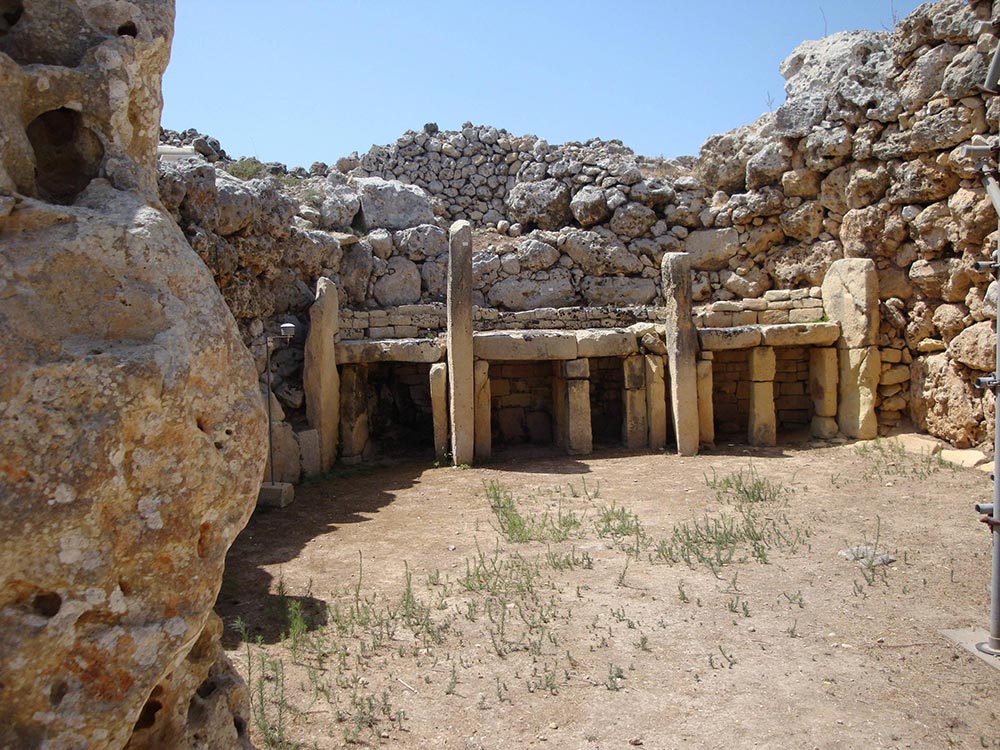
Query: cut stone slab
888,433,943,456
749,381,777,447
647,355,668,450
698,326,763,351
696,359,715,447
750,346,776,382
811,415,839,439
430,363,449,463
473,330,579,361
940,448,990,468
575,328,639,358
821,258,880,348
474,360,491,460
941,629,1000,673
303,277,339,472
297,429,322,477
337,338,445,364
565,379,593,455
623,387,648,449
448,220,475,466
838,346,880,440
662,252,700,456
760,322,841,347
623,354,645,390
810,347,839,418
562,358,590,380
257,482,295,509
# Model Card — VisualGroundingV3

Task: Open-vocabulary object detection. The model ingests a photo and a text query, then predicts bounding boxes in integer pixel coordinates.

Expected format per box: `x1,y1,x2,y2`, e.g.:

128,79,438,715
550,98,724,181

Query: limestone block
821,258,880,348
810,415,839,439
698,326,763,351
258,482,295,508
473,330,578,360
430,363,449,462
880,364,911,386
809,347,838,418
661,253,700,456
303,278,340,471
760,322,841,347
696,360,715,447
940,448,990,468
562,358,590,379
891,433,943,457
641,332,669,355
448,221,475,465
565,379,593,455
297,429,322,477
684,227,740,271
265,421,302,484
749,347,776,382
473,360,491,460
354,176,435,231
748,381,777,447
552,374,568,450
336,338,445,364
575,328,639,358
339,364,369,460
623,355,645,390
646,355,668,450
837,347,880,440
623,387,648,449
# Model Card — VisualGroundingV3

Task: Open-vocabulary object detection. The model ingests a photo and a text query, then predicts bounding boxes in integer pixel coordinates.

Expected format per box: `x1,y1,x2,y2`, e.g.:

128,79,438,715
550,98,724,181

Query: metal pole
988,209,1000,655
265,337,275,485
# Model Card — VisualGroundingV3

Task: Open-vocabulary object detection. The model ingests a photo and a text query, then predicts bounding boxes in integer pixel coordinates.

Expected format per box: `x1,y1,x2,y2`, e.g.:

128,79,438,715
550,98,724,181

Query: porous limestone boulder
486,272,577,311
373,256,421,306
580,276,657,306
910,354,993,448
683,227,740,271
0,5,262,749
353,176,435,231
319,182,361,230
506,178,572,230
393,223,448,261
559,228,643,275
948,320,996,372
514,238,560,271
569,185,611,226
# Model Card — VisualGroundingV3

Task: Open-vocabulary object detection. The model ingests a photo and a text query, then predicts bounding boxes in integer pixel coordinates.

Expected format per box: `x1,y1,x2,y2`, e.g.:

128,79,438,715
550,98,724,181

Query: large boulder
683,228,740,271
506,178,572,230
353,176,435,231
910,354,993,448
559,229,643,275
580,276,658,306
0,9,263,749
486,272,577,310
373,256,421,306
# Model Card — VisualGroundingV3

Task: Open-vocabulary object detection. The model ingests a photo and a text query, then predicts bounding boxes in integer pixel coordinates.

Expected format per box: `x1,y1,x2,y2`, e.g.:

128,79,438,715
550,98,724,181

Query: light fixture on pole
265,323,296,485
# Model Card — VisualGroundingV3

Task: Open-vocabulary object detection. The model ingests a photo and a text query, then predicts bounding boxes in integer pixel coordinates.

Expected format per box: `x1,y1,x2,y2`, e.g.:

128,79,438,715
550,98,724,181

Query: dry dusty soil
219,437,1000,750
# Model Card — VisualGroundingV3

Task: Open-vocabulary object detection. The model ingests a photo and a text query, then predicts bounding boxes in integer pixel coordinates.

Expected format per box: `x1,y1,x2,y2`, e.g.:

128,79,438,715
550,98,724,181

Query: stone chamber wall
156,0,1000,473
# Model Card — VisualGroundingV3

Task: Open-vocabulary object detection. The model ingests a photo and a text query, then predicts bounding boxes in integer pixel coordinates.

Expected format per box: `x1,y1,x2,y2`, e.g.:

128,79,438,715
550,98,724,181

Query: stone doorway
366,362,435,458
489,361,555,447
589,356,624,446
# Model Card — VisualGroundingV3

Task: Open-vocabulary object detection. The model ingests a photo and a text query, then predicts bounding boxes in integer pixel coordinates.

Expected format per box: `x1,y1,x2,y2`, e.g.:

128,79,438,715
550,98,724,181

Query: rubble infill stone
575,329,639,358
760,322,841,347
336,338,446,363
257,482,295,508
698,326,763,351
473,330,579,360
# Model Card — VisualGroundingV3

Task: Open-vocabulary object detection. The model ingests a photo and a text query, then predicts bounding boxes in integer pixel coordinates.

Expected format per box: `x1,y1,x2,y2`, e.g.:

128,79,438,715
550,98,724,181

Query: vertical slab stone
749,346,776,381
748,381,777,446
623,354,645,390
809,347,838,417
565,379,593,455
821,258,880,348
661,252,700,456
430,362,449,462
447,221,475,465
474,360,492,460
552,367,568,451
645,354,667,450
623,387,648,449
838,346,880,439
297,428,322,477
303,277,340,472
696,359,715,448
339,364,369,463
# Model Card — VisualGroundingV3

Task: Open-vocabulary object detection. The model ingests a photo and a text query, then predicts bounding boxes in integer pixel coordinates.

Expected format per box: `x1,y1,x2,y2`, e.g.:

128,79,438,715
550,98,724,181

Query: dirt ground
219,437,1000,750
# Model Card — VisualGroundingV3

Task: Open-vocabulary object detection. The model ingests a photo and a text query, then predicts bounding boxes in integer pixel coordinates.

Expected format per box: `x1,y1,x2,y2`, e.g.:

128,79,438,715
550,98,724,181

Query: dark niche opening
117,21,138,37
26,108,104,204
0,0,23,33
367,362,435,457
490,360,555,448
589,357,624,446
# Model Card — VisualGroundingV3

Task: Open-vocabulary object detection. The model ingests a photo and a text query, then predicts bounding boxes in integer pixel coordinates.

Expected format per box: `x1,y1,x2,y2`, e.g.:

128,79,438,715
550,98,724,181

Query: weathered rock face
0,3,262,749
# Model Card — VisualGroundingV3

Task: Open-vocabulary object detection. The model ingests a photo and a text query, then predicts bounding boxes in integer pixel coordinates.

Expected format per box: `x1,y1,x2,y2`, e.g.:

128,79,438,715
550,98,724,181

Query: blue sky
162,1,925,167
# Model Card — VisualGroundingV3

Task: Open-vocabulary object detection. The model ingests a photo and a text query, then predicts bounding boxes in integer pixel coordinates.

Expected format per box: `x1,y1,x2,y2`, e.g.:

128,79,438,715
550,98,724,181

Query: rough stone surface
354,177,435,231
506,179,572,230
0,5,263,748
822,259,880,348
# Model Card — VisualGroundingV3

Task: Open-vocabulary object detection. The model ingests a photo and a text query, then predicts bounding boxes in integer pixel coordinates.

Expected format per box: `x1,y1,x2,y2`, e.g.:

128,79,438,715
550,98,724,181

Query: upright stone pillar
645,354,667,451
822,259,880,439
474,359,492,460
339,364,369,464
303,277,340,472
552,364,568,451
447,221,475,465
430,363,449,463
748,347,776,447
661,253,700,455
562,358,592,455
696,355,715,448
809,347,839,439
623,354,647,449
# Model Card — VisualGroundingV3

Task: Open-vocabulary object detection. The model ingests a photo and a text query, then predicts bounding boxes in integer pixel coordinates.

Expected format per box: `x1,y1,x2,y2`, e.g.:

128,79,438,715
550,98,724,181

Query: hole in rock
32,591,61,618
195,416,209,434
196,523,213,559
233,716,247,738
116,21,137,37
117,577,132,596
133,698,162,730
0,0,23,33
26,108,104,205
195,678,217,699
49,681,68,707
